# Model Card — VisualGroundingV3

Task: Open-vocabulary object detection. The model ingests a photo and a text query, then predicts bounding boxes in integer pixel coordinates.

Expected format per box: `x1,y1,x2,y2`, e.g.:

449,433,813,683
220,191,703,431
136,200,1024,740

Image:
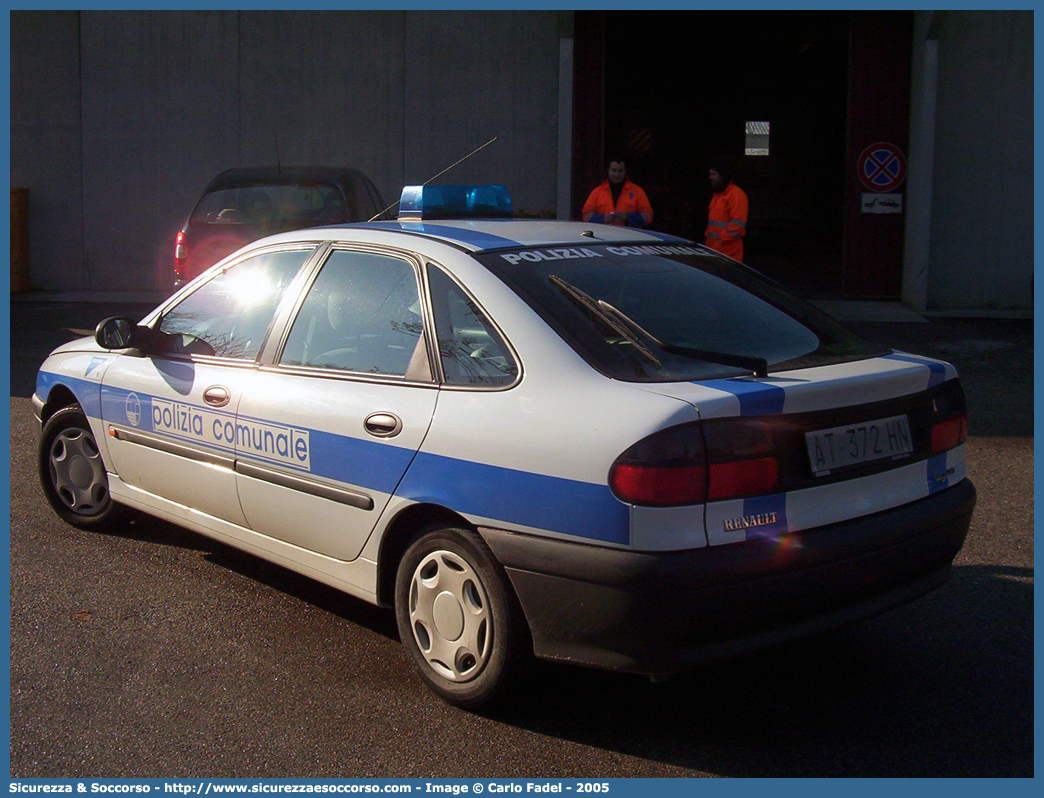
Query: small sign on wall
862,193,903,214
858,143,907,192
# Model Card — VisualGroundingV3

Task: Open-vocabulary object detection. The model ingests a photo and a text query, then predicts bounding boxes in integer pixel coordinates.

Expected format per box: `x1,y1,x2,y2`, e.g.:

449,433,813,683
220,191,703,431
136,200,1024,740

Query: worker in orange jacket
705,158,748,262
582,158,653,228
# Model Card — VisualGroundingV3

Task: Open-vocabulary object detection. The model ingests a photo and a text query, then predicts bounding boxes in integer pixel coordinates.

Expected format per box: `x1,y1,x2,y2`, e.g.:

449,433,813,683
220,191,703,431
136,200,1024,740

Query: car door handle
203,385,231,408
364,412,402,438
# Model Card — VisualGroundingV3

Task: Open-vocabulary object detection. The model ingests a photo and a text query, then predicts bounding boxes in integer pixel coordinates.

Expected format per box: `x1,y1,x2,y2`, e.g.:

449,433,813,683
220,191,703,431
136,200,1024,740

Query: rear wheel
39,405,124,530
394,526,527,709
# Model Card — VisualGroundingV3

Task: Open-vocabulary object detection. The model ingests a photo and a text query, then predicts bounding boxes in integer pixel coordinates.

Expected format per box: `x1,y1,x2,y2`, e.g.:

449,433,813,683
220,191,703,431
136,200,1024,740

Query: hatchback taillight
612,462,707,506
706,456,779,500
610,419,781,507
929,380,969,454
610,423,706,506
931,414,967,453
703,419,779,500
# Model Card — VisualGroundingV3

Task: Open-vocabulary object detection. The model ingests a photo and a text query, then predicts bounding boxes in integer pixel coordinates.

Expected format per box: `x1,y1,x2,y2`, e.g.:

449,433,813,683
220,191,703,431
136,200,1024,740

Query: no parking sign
857,142,907,192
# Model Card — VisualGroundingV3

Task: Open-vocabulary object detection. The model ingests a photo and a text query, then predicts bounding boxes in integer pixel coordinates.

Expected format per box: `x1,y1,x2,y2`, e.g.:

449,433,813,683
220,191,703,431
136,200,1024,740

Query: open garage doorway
576,12,853,297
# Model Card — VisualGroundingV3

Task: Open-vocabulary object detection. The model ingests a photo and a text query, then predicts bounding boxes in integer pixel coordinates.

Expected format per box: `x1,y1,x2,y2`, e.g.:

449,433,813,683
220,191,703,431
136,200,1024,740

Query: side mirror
94,317,137,350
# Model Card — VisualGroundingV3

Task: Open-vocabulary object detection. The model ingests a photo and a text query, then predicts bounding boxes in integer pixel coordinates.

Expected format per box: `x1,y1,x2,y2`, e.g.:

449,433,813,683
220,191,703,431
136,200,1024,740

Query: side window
427,265,518,387
280,250,425,377
157,248,311,359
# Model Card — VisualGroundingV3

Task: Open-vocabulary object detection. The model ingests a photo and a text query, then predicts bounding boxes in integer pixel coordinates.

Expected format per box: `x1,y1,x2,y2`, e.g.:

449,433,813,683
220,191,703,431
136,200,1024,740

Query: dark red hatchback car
174,166,389,288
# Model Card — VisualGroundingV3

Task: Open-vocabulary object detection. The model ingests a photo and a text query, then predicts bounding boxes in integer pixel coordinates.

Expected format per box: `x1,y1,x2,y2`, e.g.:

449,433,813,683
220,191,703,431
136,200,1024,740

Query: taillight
612,463,706,506
703,419,779,500
706,457,779,500
175,230,187,269
929,380,968,454
610,423,706,506
609,418,781,507
931,414,967,453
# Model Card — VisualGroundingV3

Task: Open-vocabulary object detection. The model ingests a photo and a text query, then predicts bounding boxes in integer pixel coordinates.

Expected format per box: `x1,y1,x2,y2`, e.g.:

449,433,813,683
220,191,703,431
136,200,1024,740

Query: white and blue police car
35,184,976,708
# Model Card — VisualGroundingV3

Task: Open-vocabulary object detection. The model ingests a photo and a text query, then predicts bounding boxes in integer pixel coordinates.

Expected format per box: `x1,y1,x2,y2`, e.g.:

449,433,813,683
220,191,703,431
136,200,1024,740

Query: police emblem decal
125,393,141,427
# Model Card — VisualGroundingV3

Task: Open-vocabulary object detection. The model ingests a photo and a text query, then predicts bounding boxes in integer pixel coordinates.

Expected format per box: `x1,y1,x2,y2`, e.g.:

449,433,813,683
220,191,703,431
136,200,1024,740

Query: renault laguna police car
34,184,976,708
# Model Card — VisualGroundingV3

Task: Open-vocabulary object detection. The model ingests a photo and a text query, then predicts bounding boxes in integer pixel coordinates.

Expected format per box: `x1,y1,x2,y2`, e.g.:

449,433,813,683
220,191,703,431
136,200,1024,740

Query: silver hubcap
408,549,492,682
49,427,107,516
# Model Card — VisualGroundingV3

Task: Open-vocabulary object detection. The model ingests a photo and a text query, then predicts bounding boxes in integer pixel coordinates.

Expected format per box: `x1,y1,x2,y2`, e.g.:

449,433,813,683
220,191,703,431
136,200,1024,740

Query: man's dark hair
607,156,627,169
709,155,737,184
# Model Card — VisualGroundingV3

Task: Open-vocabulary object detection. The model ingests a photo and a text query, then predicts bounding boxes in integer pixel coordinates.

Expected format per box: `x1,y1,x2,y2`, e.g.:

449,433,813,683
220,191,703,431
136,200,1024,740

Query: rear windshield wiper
596,298,769,378
549,275,769,377
548,275,662,368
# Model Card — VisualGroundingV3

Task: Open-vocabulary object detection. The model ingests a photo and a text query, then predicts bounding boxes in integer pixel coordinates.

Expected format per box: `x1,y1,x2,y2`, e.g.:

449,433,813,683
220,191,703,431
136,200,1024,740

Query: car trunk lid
627,352,968,548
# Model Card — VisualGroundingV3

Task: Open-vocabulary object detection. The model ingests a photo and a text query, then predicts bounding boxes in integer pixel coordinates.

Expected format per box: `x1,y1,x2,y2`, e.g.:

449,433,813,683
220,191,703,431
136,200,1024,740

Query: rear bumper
480,478,976,675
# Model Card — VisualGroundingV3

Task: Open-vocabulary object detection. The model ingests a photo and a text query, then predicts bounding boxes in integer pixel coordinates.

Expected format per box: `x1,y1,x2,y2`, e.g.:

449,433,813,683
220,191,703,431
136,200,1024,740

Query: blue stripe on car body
368,221,524,250
97,382,416,495
61,376,628,545
367,220,691,252
37,372,103,418
397,450,630,545
696,378,787,416
627,229,690,244
927,453,953,494
306,427,417,495
884,353,947,388
741,493,789,541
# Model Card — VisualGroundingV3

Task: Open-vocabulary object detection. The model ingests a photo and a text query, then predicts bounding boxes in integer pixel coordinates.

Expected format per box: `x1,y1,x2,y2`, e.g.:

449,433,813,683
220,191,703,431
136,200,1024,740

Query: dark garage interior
576,11,894,299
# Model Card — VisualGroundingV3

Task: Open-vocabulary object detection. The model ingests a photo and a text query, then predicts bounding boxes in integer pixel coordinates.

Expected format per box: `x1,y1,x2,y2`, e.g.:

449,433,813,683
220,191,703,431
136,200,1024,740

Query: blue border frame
4,3,1038,788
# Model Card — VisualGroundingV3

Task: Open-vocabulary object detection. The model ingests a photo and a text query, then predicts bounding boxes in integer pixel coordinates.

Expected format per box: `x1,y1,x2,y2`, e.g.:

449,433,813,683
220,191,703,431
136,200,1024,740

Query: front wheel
394,526,528,709
38,405,124,531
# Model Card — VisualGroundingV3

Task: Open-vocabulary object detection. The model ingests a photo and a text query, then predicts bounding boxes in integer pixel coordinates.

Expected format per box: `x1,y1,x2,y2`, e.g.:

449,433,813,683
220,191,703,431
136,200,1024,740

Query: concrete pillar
902,12,940,311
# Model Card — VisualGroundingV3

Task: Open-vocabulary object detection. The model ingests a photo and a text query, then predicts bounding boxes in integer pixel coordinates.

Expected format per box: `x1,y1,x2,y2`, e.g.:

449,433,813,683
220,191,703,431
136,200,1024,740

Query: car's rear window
190,182,347,227
477,243,887,382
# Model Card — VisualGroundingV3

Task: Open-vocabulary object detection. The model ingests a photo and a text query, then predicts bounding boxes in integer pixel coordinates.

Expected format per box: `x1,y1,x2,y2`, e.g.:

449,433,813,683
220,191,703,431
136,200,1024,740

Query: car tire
394,525,528,709
39,405,125,531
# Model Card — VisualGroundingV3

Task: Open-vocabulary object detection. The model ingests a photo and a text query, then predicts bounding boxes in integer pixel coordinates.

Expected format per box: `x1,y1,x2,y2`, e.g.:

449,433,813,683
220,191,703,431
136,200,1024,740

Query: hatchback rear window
478,243,886,382
190,183,347,227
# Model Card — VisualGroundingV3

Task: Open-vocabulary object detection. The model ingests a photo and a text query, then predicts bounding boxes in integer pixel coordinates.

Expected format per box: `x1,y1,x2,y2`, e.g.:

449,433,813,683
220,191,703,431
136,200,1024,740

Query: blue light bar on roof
398,184,512,221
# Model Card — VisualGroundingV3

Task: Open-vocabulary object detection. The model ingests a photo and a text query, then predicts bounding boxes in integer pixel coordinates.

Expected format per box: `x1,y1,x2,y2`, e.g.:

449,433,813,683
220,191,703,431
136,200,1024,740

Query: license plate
805,414,913,476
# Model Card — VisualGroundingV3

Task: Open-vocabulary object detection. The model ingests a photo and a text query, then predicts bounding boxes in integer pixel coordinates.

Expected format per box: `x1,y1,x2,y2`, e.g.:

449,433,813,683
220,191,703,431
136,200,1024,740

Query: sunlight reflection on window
226,269,278,310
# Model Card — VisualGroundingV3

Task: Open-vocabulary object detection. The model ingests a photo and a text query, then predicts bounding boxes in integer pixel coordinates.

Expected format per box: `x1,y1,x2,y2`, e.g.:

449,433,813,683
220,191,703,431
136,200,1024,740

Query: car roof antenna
274,133,282,174
367,135,498,222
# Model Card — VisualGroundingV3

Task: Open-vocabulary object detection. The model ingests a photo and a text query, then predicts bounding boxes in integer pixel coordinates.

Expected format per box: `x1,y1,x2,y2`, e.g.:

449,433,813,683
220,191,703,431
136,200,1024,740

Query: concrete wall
403,11,560,213
909,11,1033,311
10,10,563,293
11,11,85,291
79,12,242,292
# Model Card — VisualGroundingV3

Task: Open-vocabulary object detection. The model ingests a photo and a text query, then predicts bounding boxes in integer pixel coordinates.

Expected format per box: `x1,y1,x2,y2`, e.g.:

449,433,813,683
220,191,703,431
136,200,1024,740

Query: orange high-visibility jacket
705,182,748,261
582,179,653,227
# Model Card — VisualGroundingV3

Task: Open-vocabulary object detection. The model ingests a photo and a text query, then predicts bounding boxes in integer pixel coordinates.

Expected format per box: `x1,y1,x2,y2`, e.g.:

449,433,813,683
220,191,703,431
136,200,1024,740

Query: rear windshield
190,182,347,227
478,243,887,382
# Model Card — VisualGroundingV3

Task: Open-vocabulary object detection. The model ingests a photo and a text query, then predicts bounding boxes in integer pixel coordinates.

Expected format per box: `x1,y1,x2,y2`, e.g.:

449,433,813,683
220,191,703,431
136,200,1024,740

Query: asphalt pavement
7,299,1033,777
